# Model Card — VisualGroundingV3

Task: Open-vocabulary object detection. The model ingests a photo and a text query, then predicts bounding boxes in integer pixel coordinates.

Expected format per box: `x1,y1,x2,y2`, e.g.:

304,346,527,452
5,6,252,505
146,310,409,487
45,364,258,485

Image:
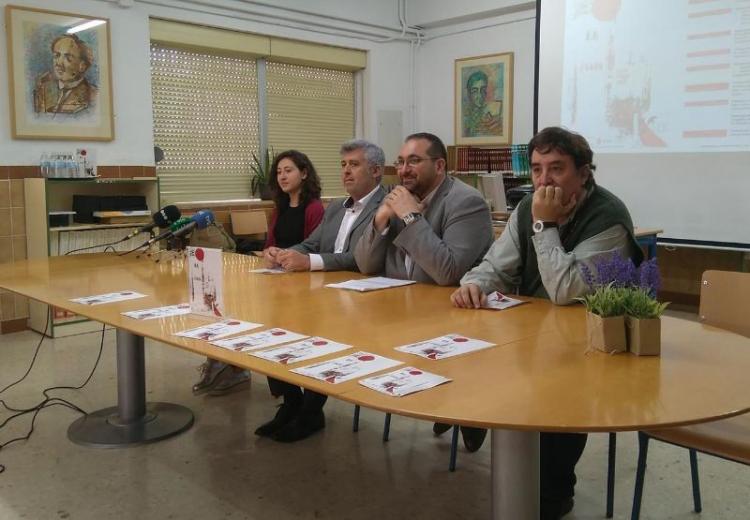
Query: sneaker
192,360,230,395
208,368,251,396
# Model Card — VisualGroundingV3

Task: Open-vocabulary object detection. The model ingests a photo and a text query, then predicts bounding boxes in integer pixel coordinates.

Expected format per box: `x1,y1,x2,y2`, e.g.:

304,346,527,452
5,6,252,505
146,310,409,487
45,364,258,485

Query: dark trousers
540,432,588,501
267,377,327,414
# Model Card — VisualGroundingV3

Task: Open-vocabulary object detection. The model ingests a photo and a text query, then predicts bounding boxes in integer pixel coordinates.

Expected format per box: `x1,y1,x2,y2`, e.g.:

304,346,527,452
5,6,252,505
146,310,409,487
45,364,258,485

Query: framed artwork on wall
5,5,114,141
454,52,513,146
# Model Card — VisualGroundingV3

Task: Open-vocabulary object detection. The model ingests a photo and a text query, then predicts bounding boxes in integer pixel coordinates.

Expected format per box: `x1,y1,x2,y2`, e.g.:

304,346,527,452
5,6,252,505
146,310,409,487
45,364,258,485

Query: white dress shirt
309,185,381,271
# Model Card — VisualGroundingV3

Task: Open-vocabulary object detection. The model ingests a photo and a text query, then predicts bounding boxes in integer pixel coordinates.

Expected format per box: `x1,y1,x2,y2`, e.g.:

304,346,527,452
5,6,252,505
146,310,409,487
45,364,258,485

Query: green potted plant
250,147,274,200
624,288,669,356
578,284,628,353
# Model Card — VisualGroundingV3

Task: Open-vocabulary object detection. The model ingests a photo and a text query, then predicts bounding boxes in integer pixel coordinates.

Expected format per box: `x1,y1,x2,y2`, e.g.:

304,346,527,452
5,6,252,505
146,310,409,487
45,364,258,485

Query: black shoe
433,422,452,436
273,411,325,443
460,426,487,453
254,403,299,437
540,497,574,520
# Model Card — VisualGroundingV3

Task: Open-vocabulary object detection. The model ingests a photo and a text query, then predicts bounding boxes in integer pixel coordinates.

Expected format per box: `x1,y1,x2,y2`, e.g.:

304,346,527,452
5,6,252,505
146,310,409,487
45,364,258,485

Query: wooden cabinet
24,177,160,337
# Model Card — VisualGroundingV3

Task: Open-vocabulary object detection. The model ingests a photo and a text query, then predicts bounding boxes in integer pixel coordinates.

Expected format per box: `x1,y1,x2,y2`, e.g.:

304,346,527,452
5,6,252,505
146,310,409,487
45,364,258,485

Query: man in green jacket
451,126,643,520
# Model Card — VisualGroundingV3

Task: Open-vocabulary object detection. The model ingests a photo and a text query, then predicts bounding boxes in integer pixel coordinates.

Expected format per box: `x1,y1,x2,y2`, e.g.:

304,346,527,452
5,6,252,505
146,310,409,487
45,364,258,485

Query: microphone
120,205,181,242
142,210,215,247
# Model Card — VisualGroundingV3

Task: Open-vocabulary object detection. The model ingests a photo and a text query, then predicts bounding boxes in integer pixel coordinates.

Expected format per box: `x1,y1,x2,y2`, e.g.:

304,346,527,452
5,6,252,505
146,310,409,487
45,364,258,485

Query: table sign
187,246,224,317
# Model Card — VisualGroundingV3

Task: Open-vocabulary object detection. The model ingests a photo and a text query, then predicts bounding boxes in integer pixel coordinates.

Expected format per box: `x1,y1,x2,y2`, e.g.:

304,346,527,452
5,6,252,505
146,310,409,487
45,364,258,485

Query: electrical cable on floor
0,323,107,474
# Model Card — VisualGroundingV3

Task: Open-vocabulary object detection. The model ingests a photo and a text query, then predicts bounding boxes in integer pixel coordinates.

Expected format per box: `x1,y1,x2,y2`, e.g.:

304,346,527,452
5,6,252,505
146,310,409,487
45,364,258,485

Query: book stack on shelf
447,144,530,177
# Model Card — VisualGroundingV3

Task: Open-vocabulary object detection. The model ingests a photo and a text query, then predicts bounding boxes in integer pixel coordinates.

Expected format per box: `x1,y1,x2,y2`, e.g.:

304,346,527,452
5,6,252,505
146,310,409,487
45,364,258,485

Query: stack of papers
70,291,147,306
292,351,402,384
325,277,416,292
122,303,192,320
250,337,351,365
175,319,262,341
359,367,452,396
395,334,495,360
212,328,308,352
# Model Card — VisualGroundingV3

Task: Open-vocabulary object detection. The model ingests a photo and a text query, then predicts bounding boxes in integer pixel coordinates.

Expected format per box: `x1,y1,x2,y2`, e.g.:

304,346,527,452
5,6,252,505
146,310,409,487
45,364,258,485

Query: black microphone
120,205,181,242
142,210,215,248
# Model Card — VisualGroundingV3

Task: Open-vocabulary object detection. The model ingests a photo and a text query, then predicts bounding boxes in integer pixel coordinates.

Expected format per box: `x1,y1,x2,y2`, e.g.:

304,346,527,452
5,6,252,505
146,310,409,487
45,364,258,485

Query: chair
630,270,750,520
352,406,462,471
230,210,268,254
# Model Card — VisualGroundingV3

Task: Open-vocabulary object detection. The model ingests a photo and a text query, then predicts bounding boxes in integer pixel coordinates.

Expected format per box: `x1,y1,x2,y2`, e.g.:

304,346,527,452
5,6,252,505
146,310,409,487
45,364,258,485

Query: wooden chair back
699,270,750,338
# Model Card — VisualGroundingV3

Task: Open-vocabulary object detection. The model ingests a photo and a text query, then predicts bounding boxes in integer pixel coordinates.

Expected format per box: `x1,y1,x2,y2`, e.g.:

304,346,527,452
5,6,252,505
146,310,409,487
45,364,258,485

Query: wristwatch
402,212,422,226
532,220,558,233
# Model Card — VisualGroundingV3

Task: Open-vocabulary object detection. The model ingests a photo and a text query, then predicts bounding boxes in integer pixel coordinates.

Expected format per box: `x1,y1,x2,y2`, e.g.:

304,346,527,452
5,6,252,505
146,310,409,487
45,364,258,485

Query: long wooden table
2,253,750,519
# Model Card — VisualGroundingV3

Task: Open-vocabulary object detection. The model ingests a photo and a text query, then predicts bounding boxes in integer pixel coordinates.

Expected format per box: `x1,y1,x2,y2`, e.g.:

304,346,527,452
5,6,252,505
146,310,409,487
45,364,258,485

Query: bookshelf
447,145,531,211
24,177,160,337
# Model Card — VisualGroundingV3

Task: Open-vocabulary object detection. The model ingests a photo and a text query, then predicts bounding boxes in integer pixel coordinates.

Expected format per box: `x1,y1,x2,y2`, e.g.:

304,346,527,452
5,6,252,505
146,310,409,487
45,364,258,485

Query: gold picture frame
455,52,513,146
5,5,114,140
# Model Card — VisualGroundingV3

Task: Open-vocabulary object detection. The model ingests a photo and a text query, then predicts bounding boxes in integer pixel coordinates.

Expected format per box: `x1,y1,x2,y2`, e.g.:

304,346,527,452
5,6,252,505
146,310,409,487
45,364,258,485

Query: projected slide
561,0,750,152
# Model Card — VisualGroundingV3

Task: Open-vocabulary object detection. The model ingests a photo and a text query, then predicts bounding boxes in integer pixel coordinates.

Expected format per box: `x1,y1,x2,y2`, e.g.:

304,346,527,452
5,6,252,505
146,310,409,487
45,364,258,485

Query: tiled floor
0,314,748,519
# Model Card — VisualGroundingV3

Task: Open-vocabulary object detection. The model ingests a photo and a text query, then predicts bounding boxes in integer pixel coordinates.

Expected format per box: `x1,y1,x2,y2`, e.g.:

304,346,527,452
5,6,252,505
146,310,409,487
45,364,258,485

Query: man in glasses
354,132,493,452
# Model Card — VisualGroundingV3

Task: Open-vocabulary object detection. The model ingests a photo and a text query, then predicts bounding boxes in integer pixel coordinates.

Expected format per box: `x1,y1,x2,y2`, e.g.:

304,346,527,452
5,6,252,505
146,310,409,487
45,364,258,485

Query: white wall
0,0,155,165
0,0,413,165
0,0,538,167
416,11,537,145
409,0,534,27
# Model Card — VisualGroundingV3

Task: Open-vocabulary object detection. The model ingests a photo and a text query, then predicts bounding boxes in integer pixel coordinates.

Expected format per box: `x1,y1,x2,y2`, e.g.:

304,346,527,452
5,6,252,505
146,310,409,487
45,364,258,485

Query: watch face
533,220,543,233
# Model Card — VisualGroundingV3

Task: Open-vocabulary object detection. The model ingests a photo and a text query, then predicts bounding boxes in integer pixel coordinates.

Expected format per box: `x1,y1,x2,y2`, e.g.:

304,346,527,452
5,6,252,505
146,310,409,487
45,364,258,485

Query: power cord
0,322,106,474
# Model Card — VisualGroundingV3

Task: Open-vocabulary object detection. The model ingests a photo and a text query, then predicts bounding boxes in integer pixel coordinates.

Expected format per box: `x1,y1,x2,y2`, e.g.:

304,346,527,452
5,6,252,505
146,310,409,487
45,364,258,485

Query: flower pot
586,312,627,353
627,316,661,356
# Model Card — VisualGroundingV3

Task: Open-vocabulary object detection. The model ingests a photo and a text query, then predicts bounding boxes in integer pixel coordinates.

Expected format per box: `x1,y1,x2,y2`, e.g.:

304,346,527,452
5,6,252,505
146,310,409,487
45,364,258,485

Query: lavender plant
578,253,667,316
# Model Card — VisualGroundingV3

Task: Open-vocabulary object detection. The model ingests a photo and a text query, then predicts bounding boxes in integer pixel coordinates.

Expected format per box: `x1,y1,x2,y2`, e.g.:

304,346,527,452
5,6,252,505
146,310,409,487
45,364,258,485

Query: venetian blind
150,44,259,204
266,62,355,196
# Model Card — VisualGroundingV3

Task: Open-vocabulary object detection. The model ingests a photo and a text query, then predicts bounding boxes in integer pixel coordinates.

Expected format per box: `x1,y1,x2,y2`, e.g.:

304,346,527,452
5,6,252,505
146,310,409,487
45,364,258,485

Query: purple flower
637,258,661,297
591,252,637,288
583,252,662,297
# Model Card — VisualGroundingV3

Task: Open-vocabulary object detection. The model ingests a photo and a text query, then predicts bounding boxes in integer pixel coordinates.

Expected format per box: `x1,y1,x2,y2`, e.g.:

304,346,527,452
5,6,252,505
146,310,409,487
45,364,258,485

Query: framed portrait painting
5,5,114,140
455,52,513,146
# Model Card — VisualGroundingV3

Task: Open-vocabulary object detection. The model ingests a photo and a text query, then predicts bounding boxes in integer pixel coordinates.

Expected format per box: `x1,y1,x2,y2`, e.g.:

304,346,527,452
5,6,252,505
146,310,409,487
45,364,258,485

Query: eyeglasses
393,156,438,169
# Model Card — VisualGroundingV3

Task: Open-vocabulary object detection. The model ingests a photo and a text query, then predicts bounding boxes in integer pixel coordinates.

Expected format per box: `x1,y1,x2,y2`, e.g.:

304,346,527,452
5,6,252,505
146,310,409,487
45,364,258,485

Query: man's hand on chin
532,186,577,224
385,186,422,219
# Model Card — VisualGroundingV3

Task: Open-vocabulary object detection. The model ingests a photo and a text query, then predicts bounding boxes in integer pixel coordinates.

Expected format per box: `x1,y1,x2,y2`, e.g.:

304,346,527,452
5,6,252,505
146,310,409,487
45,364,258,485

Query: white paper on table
250,337,351,365
211,328,308,352
122,303,192,320
292,351,402,384
187,246,224,317
481,291,526,310
395,333,496,360
359,366,452,396
249,268,287,274
70,291,147,306
325,277,416,292
175,319,262,341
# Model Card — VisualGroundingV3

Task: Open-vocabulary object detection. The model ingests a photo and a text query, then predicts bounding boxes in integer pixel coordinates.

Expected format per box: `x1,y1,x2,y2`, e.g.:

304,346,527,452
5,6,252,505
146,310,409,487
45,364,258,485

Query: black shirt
273,204,305,248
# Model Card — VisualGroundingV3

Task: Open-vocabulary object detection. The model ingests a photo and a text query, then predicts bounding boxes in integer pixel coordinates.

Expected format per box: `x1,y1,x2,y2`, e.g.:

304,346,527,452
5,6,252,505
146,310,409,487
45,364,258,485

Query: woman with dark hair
256,150,327,442
263,150,324,253
191,151,323,399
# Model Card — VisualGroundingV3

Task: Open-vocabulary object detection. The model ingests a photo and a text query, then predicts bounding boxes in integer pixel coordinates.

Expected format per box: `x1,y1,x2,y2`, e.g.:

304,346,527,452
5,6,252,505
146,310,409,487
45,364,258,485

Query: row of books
449,145,530,177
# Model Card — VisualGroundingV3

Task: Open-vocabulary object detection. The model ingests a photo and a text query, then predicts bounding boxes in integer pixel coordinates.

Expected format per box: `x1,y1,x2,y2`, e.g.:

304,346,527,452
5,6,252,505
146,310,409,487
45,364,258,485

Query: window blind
150,44,259,204
266,62,354,196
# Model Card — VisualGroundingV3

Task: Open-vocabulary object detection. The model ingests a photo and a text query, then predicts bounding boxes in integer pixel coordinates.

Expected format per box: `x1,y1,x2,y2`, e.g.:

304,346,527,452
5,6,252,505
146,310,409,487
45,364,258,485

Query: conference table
2,252,750,520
